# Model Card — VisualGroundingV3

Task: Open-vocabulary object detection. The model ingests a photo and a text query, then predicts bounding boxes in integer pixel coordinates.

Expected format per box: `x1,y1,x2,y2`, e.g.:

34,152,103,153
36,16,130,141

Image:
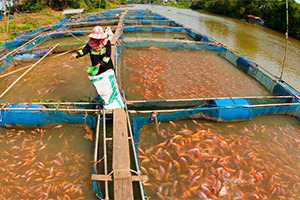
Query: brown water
124,32,194,41
68,26,117,32
125,24,176,27
0,52,97,103
0,125,96,199
121,46,270,100
123,5,300,93
37,36,89,48
138,115,300,199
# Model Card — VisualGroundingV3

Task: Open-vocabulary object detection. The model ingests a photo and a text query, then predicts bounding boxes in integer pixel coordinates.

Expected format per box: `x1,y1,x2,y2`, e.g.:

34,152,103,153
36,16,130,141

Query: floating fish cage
118,9,300,200
124,20,184,28
0,8,299,200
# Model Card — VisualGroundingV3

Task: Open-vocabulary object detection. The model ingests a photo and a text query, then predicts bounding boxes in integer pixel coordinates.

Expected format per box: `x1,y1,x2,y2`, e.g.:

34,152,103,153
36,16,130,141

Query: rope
280,37,289,80
93,155,105,172
107,171,114,176
279,0,289,80
111,169,140,174
130,169,141,175
51,45,85,59
0,43,60,99
68,31,84,42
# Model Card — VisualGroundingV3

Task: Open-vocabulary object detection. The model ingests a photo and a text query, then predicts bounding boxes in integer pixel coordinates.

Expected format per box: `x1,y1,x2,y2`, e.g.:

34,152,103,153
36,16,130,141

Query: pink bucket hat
88,26,107,39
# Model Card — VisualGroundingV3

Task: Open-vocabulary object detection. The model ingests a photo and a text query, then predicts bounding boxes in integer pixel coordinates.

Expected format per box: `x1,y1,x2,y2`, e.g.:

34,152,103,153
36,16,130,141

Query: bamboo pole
280,0,289,80
124,105,146,200
128,102,300,114
63,20,119,27
126,95,293,104
93,113,101,171
0,107,102,112
0,102,101,105
241,102,300,108
103,109,109,200
0,104,113,114
0,64,32,79
0,34,42,62
6,13,9,33
0,43,59,99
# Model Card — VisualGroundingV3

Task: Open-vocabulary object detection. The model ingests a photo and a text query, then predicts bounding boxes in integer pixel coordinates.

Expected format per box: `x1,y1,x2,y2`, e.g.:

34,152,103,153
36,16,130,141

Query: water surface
138,115,300,199
0,53,97,103
123,5,300,92
121,46,270,100
0,125,95,199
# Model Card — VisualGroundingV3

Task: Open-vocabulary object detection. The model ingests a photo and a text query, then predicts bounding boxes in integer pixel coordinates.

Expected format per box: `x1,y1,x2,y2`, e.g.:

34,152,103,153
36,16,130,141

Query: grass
8,22,36,32
0,3,122,46
0,8,62,45
32,98,65,103
166,2,191,9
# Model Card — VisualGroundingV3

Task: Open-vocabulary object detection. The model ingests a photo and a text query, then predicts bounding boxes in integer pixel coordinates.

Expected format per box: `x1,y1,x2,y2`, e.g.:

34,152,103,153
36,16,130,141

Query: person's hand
95,63,101,69
70,54,77,59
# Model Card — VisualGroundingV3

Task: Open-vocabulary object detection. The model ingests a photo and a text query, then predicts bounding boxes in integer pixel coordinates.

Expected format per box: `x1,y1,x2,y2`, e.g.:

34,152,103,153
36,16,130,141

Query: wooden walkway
113,108,134,200
91,11,147,200
91,108,147,199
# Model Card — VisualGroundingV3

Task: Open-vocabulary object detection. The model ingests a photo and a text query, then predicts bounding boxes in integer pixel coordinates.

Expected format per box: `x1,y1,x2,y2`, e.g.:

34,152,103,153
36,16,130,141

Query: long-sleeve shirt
76,40,114,75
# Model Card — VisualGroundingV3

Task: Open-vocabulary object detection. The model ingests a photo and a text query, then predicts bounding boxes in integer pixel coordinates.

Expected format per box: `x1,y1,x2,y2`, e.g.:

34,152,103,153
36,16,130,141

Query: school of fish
0,126,94,199
138,117,300,199
121,46,270,100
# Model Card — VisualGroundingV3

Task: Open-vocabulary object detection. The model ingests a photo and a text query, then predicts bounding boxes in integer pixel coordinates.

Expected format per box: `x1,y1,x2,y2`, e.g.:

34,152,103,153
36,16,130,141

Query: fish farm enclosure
0,8,300,200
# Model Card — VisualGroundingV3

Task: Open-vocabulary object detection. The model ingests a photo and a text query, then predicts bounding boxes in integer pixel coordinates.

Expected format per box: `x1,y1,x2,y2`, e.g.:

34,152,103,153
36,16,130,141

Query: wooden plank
111,11,127,45
91,174,112,181
113,108,133,200
111,45,117,66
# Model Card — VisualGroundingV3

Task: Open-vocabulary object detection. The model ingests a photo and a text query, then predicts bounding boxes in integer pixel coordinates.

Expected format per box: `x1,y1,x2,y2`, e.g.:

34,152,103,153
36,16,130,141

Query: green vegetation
127,0,191,8
125,0,299,40
6,0,126,12
32,98,65,103
190,0,300,40
0,9,62,45
0,0,126,45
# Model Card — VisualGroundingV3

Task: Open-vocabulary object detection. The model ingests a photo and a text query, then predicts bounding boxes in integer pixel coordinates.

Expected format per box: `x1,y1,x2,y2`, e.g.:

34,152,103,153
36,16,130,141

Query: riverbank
0,6,119,46
0,8,62,45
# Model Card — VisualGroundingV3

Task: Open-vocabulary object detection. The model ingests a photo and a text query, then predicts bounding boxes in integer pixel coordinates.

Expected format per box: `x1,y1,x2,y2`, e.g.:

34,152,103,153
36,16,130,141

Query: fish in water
138,118,300,199
121,48,270,100
0,126,93,199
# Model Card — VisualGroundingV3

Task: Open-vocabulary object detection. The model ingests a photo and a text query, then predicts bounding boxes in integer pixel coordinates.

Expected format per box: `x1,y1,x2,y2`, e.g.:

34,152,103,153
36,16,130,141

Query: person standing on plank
70,26,124,110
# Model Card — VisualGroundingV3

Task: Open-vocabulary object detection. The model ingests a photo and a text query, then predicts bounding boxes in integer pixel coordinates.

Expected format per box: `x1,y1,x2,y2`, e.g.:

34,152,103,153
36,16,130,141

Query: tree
21,0,46,12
